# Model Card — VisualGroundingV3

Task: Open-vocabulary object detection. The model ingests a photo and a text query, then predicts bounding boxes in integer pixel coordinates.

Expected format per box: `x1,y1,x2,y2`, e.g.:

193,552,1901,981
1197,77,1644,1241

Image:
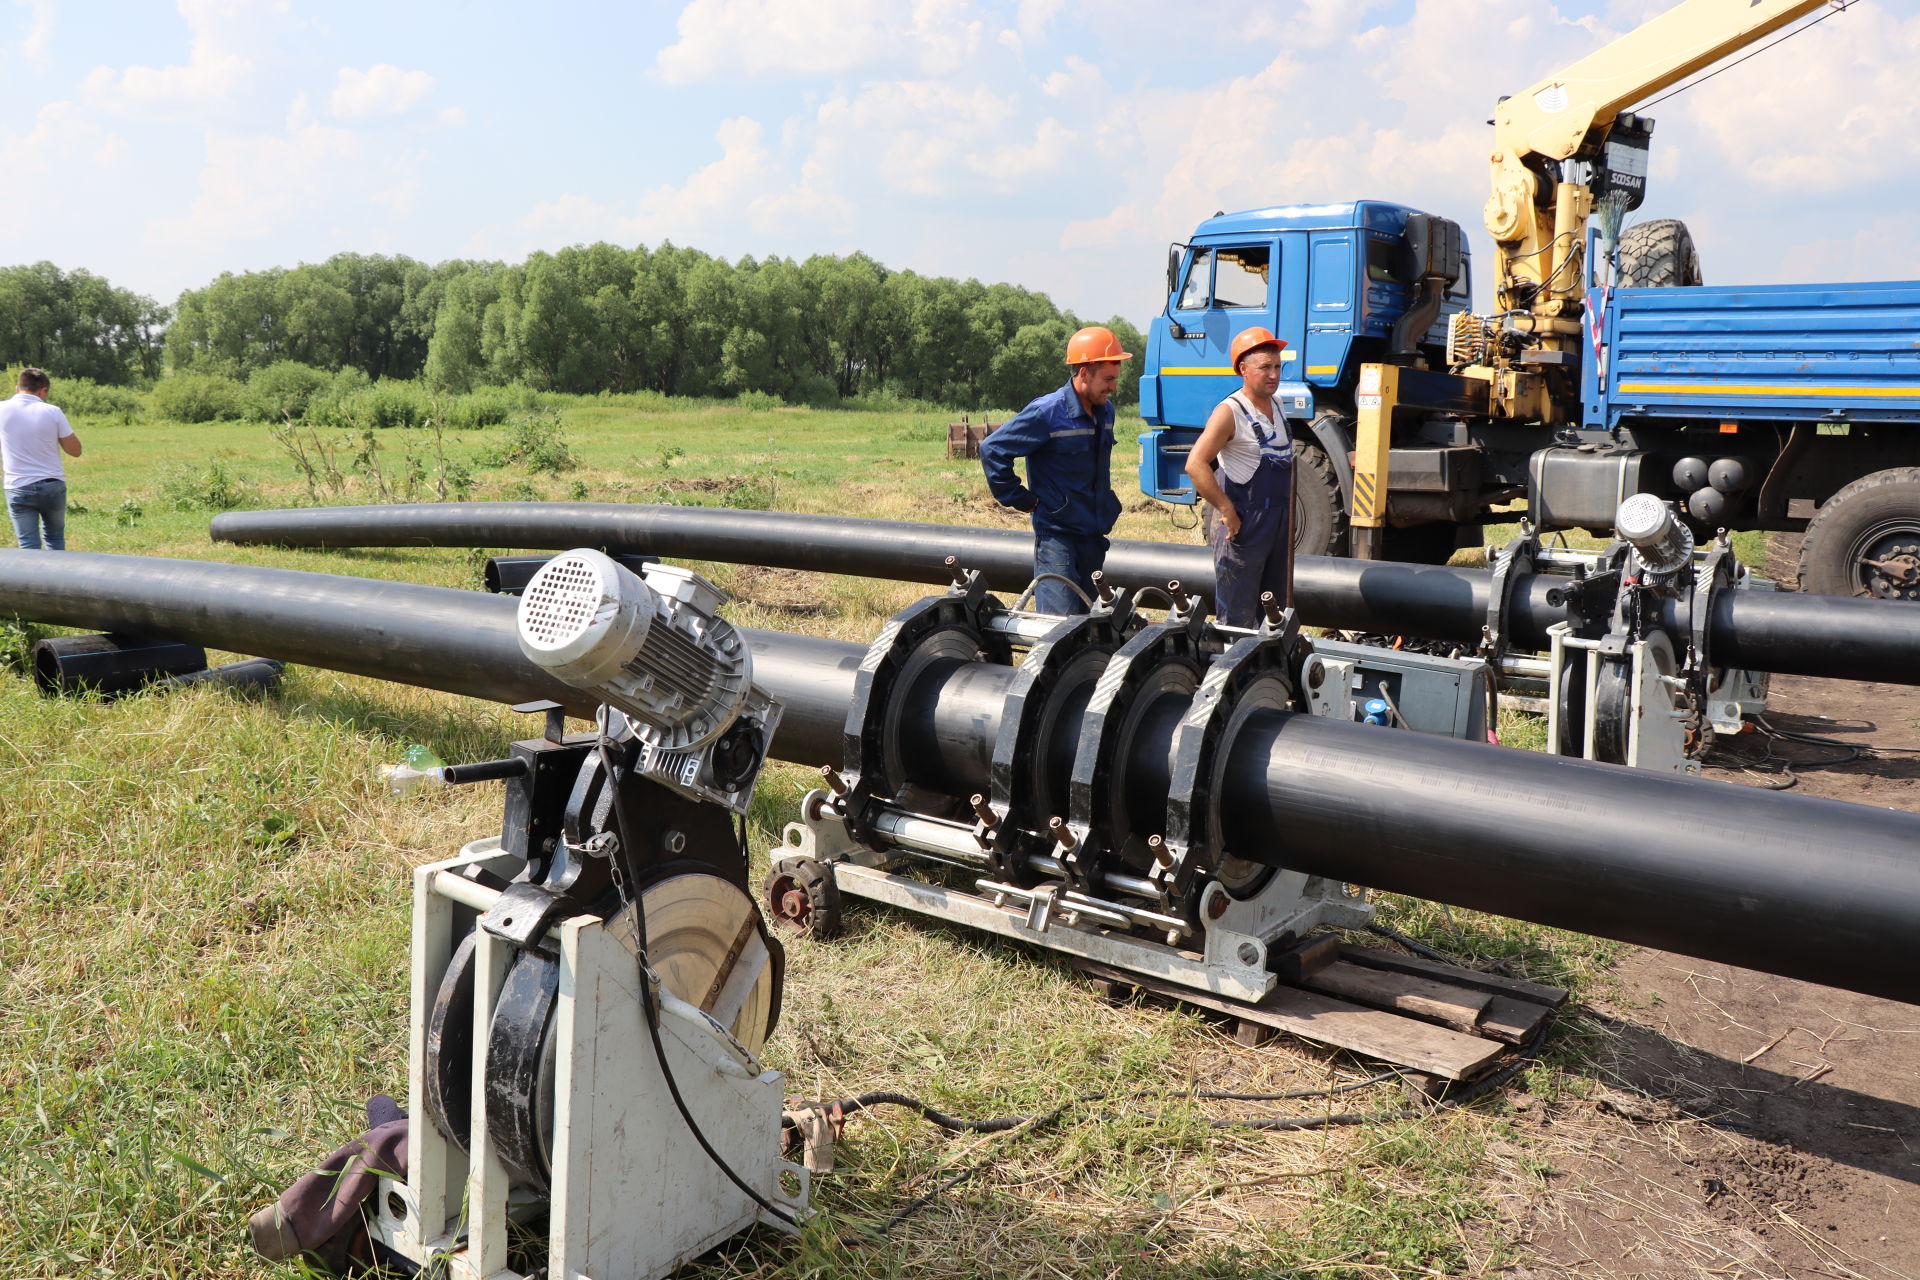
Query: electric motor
516,549,752,751
1614,492,1694,578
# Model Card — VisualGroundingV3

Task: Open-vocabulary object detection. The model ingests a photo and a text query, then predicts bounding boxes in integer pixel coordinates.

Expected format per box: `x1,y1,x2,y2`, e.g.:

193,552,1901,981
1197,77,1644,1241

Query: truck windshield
1177,249,1213,309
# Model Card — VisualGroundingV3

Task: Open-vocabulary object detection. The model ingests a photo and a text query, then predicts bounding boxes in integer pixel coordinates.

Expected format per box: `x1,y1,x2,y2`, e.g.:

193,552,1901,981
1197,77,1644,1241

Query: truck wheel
1199,434,1347,556
1617,219,1703,287
1797,467,1920,601
1292,441,1348,558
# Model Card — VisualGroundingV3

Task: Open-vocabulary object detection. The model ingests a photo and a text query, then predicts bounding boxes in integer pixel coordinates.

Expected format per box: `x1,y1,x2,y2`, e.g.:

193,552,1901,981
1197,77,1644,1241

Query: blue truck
1136,1,1920,601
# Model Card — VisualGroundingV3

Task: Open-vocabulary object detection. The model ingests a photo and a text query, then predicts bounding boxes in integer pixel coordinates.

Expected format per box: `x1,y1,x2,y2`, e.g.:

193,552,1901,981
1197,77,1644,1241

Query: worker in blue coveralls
979,325,1132,615
1185,326,1294,627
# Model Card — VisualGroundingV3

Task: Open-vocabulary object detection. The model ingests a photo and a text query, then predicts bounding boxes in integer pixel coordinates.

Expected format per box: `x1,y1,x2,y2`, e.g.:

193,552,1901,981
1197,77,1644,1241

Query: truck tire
1199,437,1348,558
1617,219,1703,287
1796,467,1920,601
1292,440,1348,559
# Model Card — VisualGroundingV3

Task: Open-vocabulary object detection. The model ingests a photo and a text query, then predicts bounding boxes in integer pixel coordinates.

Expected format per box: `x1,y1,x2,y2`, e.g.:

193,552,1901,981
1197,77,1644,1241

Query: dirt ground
1498,537,1920,1279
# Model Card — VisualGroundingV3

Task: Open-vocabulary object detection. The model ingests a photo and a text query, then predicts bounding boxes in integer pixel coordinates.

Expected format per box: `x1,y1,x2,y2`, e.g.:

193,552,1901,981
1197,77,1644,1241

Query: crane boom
1484,0,1834,321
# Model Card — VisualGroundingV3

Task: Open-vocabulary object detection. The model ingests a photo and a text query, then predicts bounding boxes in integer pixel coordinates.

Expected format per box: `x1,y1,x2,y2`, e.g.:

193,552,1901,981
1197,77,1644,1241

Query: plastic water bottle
382,744,448,794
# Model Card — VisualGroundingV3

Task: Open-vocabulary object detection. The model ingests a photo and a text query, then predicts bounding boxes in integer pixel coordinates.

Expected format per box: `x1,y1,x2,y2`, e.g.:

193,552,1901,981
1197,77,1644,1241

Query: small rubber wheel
763,859,844,940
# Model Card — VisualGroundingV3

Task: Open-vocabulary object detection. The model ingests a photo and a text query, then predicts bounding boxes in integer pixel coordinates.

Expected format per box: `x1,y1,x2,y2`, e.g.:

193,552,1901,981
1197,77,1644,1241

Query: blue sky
4,0,1916,327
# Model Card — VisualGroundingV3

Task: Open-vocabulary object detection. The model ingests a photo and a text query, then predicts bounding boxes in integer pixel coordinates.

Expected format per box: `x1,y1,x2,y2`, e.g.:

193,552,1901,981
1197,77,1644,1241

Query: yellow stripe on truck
1616,383,1920,399
1163,364,1341,376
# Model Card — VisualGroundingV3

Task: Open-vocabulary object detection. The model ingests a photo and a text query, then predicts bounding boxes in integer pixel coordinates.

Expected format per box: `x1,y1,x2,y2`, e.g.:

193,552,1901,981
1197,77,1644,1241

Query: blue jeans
8,478,67,550
1031,532,1109,615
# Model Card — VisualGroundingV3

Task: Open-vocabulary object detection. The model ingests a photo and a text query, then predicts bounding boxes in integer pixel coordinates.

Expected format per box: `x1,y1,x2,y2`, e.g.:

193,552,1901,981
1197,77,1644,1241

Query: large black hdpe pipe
212,503,1920,686
5,551,1919,1005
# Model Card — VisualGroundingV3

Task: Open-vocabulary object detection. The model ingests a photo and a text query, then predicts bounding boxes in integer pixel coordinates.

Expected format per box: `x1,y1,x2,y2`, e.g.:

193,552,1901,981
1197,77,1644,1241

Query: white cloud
509,116,842,250
1678,5,1920,194
81,0,265,115
330,64,436,118
1010,0,1062,49
0,102,126,237
1041,54,1101,99
15,0,54,63
438,105,468,127
146,121,360,247
654,0,986,82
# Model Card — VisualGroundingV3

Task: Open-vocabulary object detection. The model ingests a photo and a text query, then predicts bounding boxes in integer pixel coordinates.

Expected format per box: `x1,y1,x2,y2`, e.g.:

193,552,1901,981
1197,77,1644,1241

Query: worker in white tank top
1184,327,1294,626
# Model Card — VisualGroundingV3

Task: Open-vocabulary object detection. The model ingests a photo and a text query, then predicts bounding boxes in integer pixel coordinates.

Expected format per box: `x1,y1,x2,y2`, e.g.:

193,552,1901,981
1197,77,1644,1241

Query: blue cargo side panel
1595,280,1920,427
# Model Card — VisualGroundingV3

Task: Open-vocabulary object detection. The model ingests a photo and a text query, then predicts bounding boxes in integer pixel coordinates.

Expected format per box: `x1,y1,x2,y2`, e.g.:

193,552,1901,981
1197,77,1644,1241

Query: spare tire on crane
1617,218,1704,287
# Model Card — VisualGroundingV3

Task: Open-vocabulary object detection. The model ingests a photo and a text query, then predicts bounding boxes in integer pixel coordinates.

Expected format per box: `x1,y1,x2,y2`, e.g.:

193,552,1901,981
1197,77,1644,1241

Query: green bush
49,377,144,424
352,380,431,430
440,385,520,430
244,361,331,422
735,389,783,413
150,373,244,423
304,367,373,427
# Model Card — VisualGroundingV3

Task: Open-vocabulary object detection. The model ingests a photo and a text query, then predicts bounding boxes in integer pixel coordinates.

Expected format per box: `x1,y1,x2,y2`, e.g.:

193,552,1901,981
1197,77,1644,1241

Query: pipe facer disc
612,871,784,1059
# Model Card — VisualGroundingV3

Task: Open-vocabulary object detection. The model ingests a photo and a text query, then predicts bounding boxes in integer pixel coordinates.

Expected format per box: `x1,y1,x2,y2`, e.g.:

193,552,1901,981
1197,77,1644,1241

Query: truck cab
1139,200,1471,504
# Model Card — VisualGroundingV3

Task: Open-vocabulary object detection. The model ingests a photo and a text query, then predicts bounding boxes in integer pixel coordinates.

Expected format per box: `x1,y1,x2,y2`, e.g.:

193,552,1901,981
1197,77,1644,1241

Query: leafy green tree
0,262,166,384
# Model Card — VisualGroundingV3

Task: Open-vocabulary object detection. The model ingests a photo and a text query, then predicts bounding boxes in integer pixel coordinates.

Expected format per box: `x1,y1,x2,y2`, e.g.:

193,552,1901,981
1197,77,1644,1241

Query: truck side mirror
1167,244,1182,296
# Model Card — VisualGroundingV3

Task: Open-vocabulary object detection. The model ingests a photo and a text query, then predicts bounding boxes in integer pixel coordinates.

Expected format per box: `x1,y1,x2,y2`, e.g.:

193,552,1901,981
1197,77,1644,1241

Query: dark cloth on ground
248,1095,408,1275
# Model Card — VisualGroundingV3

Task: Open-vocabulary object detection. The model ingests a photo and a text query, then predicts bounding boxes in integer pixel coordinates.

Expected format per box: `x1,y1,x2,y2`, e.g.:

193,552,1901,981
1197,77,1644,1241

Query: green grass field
2,399,1628,1278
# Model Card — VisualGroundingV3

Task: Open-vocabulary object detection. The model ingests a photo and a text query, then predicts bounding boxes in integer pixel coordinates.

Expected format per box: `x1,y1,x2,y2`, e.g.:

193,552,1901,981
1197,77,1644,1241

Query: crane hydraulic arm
1484,0,1832,330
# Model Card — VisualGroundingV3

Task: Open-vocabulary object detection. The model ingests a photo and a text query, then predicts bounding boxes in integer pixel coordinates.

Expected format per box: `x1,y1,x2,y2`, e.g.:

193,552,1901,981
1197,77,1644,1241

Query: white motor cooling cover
515,549,751,750
1614,492,1693,577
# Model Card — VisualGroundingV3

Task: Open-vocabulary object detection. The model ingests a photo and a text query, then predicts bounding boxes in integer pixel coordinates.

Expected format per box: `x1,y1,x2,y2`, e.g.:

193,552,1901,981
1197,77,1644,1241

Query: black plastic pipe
5,551,1920,1004
484,553,657,596
212,503,1920,685
31,633,208,695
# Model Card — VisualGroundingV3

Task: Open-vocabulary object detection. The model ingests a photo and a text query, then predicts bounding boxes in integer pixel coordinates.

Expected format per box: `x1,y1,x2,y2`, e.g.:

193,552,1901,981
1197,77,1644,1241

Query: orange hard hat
1065,325,1133,366
1230,326,1287,371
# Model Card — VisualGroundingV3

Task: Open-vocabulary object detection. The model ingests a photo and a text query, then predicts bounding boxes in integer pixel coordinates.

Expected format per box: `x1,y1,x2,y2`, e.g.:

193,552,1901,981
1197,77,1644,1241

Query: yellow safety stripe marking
1162,364,1339,376
1353,471,1377,519
1616,382,1920,399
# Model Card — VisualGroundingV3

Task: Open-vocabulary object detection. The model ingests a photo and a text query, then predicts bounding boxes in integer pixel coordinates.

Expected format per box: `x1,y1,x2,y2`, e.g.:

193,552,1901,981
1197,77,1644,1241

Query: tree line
2,246,1144,410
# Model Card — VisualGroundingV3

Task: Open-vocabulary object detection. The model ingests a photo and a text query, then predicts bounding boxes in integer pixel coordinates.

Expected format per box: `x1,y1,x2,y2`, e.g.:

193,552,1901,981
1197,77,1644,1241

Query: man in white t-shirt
0,367,83,550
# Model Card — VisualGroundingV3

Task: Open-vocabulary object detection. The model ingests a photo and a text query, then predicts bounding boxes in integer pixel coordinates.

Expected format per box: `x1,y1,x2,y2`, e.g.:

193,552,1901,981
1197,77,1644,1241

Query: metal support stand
772,802,1372,1005
371,839,807,1280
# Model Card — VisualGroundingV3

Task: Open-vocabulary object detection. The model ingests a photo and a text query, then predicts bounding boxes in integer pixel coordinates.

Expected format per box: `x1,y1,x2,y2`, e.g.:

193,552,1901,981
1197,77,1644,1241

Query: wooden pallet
1074,940,1567,1082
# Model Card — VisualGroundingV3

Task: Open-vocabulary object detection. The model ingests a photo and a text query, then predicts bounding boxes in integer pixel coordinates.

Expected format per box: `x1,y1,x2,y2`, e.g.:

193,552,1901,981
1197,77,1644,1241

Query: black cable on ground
1365,921,1460,965
832,917,1552,1238
1705,712,1920,790
853,1017,1551,1236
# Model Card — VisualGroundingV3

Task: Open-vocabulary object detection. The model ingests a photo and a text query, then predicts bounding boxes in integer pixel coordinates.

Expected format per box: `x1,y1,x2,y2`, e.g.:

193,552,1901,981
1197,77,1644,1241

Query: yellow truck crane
1138,0,1920,600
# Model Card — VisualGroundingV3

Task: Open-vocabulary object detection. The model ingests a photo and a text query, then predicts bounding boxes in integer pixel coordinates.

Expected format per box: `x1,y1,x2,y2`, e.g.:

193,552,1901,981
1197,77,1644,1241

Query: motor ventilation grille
518,552,608,650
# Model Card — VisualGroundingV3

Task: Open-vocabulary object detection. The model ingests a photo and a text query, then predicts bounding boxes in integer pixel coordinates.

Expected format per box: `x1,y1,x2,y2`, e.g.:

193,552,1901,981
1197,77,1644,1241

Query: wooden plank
1270,934,1341,984
1072,960,1505,1080
1300,959,1491,1033
1338,944,1569,1008
1475,994,1554,1045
